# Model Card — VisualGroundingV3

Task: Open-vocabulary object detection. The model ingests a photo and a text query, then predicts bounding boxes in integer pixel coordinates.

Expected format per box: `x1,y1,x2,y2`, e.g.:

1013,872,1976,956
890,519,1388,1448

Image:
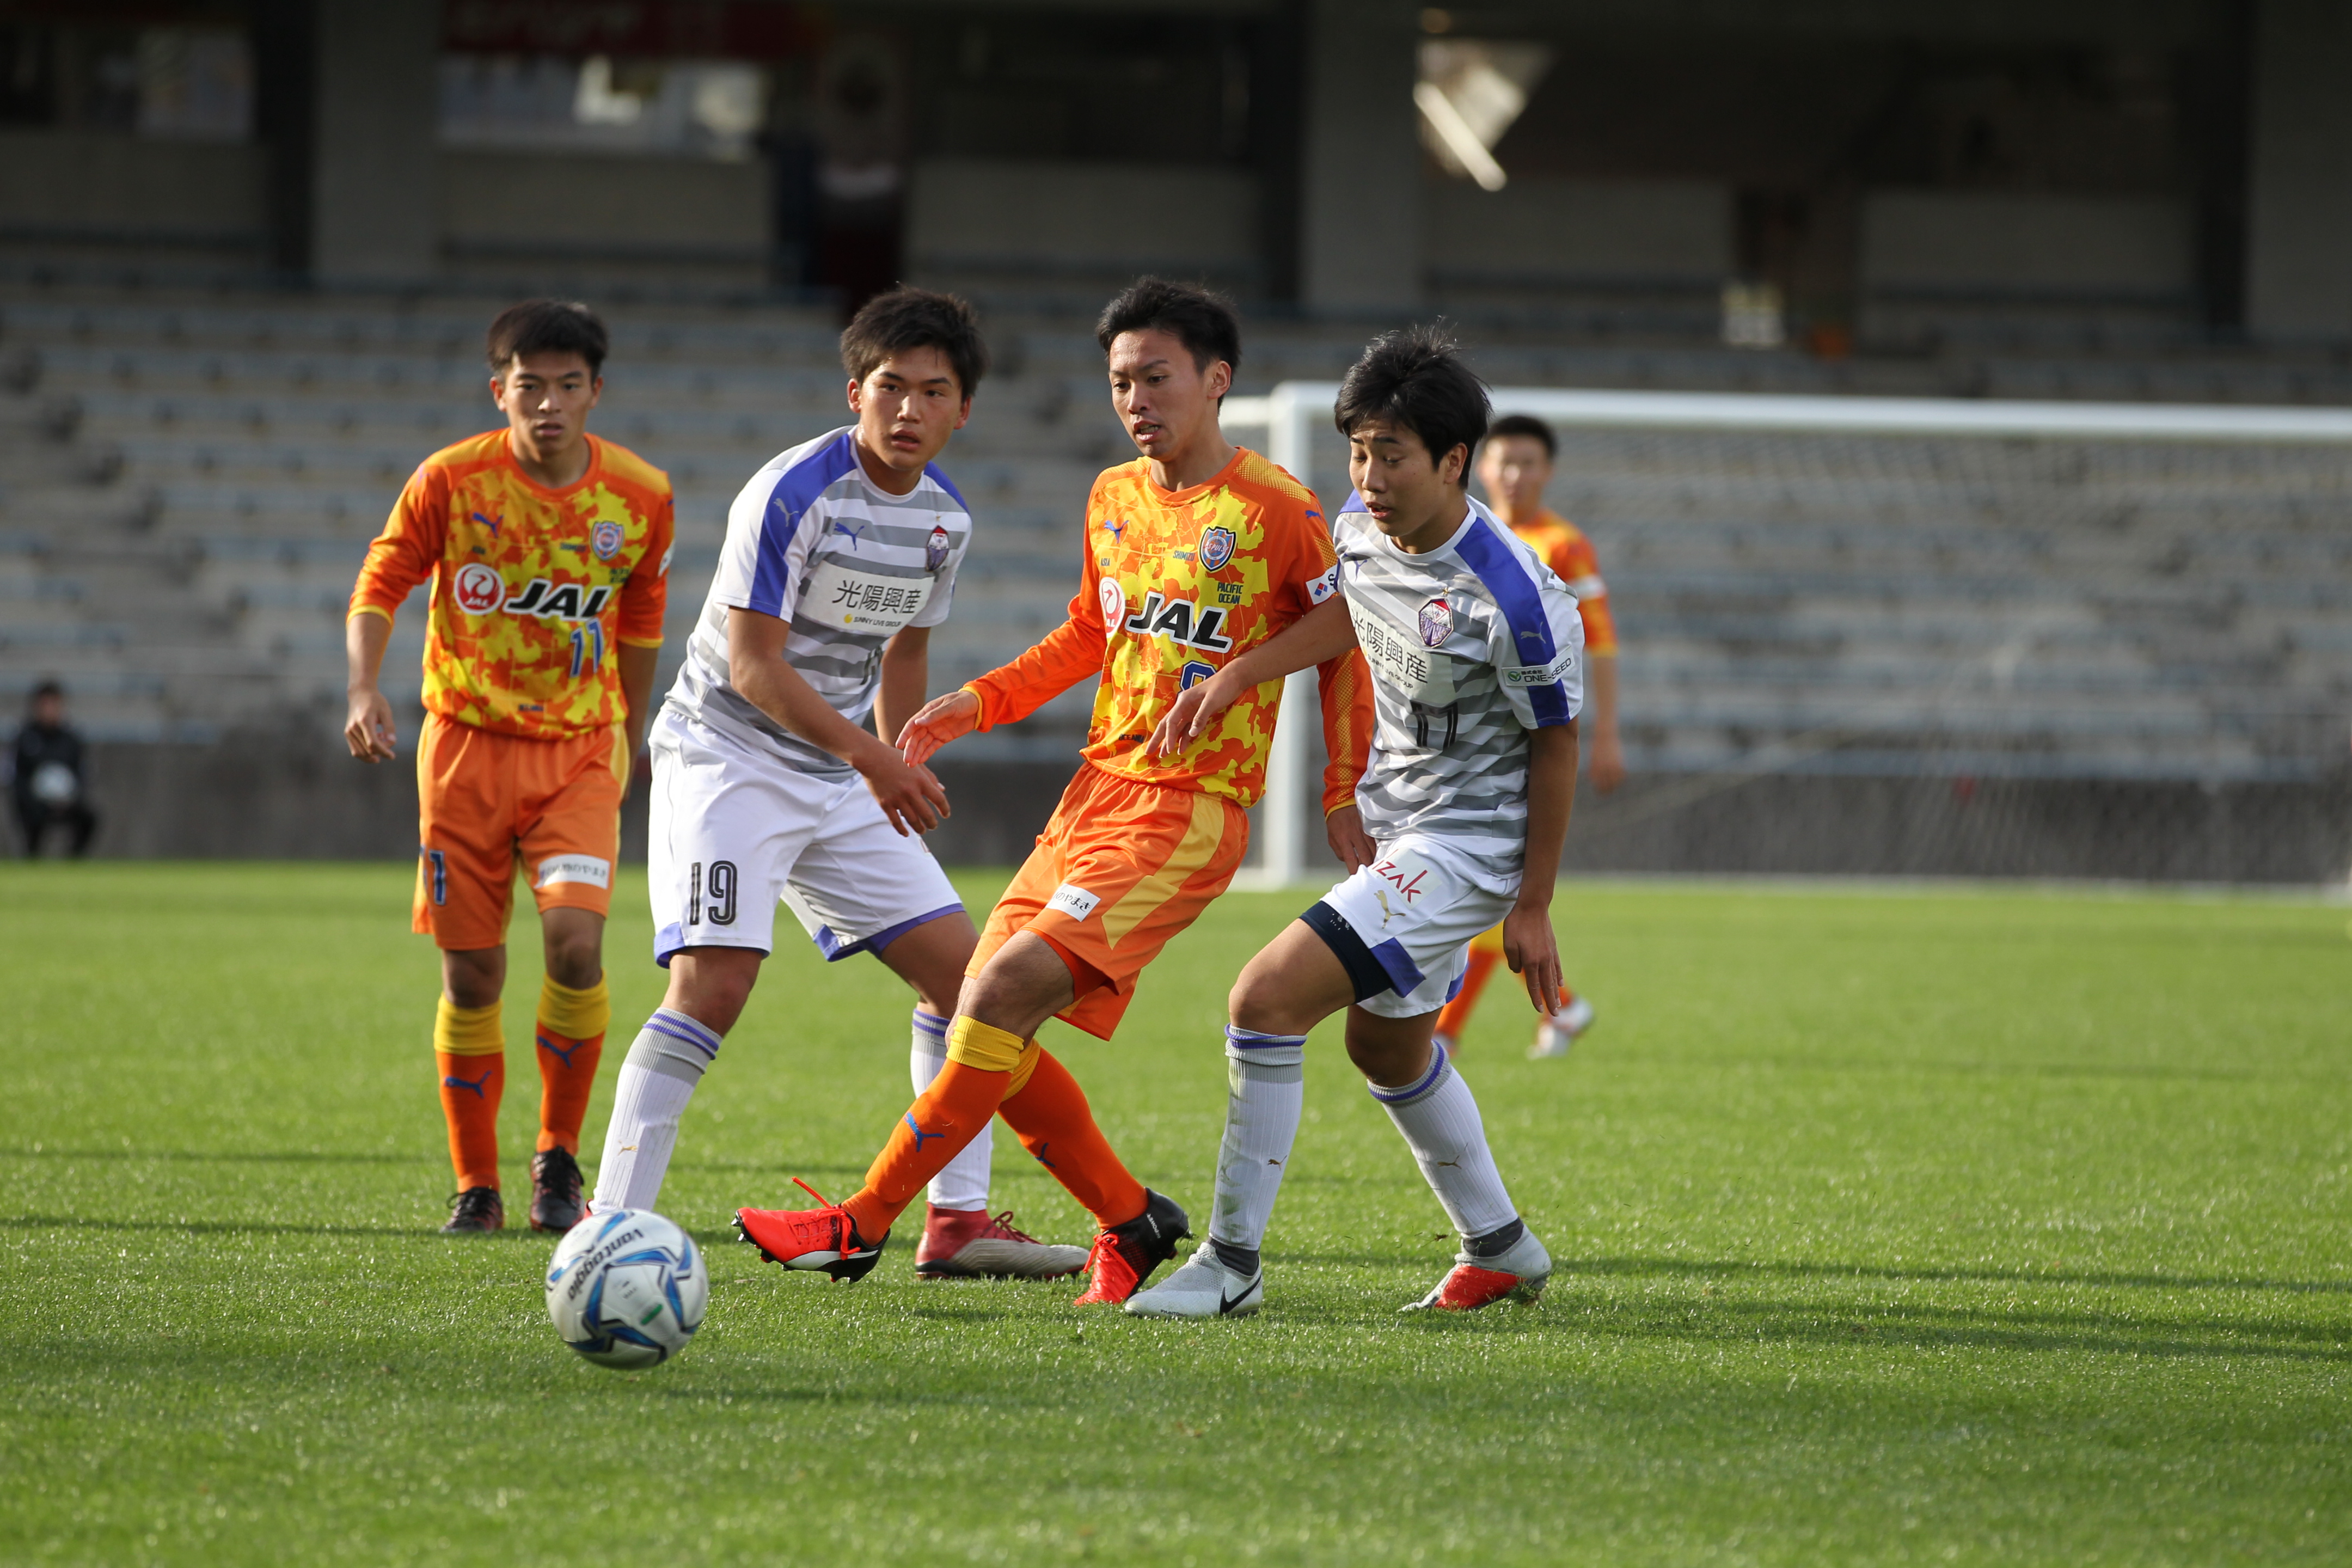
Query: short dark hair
1485,412,1557,460
29,678,62,705
840,286,988,397
486,299,609,377
1333,326,1492,473
1095,277,1242,377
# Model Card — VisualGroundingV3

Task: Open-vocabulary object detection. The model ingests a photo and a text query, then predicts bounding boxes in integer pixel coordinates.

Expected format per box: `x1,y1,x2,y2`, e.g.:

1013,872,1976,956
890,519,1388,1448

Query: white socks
911,1007,994,1212
1369,1044,1518,1241
590,1008,721,1213
1204,1027,1308,1271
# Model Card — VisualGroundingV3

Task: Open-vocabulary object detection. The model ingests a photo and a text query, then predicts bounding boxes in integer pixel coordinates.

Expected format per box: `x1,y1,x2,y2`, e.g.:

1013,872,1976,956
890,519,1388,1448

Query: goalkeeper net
1227,386,2352,886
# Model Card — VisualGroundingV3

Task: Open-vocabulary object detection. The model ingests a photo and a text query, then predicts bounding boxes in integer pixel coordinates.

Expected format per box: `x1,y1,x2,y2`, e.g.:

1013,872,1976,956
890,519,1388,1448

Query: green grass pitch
5,862,2350,1565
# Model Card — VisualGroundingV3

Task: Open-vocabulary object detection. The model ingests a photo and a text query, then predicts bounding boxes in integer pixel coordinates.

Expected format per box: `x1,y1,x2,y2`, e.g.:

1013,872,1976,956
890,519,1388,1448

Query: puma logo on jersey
1121,589,1234,652
500,579,613,622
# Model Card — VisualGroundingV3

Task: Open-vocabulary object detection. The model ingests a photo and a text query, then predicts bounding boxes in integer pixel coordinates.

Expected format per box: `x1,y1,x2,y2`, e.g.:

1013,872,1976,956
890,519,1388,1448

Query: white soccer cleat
1529,994,1595,1059
1122,1244,1264,1319
1404,1225,1551,1312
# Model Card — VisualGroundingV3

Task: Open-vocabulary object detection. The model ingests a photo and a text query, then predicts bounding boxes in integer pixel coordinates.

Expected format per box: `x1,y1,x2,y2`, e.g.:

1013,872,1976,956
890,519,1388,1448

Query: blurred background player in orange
345,300,672,1235
1432,412,1622,1061
733,278,1371,1302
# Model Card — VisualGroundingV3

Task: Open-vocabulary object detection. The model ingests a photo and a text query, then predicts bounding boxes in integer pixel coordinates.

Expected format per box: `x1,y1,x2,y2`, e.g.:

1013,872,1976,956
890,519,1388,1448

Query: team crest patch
1199,525,1237,573
926,524,951,572
590,519,624,561
1418,595,1451,648
1099,576,1127,628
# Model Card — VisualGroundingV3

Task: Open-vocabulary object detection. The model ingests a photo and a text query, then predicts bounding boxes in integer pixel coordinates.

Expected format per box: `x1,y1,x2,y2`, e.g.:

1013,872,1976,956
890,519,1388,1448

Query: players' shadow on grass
2,1213,571,1240
1538,1293,2352,1365
1,1146,423,1165
1567,1252,2352,1297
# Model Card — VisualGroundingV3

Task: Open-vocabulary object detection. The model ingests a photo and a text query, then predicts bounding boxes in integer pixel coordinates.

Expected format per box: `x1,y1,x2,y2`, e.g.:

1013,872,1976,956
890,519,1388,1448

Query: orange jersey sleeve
351,460,452,622
1515,510,1617,657
1315,649,1373,817
977,449,1338,809
964,481,1112,728
347,432,675,740
615,485,675,648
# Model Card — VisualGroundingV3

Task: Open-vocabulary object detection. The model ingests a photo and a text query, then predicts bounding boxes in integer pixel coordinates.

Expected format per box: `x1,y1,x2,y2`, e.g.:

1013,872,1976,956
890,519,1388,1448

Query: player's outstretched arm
1148,596,1357,757
1501,719,1578,1013
896,687,979,768
343,611,399,762
727,607,949,836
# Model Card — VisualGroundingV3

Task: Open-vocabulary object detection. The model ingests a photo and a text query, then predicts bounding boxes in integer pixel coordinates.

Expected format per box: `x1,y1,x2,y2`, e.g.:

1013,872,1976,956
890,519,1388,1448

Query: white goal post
1219,382,2352,890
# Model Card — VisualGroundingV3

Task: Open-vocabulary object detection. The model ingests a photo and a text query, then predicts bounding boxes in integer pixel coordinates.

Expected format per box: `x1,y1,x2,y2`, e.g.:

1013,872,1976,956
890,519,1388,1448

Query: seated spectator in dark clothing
12,680,97,857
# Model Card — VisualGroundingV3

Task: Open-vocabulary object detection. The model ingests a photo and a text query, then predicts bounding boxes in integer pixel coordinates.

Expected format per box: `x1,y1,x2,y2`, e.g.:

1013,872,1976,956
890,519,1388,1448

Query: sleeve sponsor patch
1501,650,1577,687
1047,883,1100,921
1567,573,1605,598
1306,566,1339,605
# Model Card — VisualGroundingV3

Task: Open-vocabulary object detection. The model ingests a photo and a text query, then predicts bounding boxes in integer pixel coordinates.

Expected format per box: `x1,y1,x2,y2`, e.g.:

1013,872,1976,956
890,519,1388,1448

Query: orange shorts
973,763,1250,1040
413,712,627,951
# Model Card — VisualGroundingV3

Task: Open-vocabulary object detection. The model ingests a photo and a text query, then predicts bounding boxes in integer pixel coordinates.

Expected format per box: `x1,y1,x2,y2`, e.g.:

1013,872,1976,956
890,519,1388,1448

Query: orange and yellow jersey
965,446,1372,813
348,431,673,740
1510,507,1617,656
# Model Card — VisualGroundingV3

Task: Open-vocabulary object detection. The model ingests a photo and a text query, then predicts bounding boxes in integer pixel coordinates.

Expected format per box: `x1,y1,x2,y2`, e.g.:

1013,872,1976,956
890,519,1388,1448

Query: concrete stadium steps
4,283,2350,771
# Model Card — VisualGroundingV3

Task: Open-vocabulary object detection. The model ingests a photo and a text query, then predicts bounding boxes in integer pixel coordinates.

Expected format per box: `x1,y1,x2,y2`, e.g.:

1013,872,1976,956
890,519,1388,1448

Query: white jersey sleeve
1454,514,1583,730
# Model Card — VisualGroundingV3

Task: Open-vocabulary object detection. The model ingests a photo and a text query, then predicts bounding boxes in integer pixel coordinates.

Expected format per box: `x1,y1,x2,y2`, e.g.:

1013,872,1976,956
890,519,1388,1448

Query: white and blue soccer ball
545,1209,707,1369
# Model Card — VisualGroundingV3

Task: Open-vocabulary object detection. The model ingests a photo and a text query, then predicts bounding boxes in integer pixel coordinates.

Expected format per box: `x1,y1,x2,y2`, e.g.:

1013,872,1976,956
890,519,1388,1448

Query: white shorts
1309,833,1521,1019
647,707,963,969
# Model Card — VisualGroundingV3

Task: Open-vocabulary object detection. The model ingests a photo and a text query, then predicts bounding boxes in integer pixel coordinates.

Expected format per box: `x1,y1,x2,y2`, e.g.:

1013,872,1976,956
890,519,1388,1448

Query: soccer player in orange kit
733,278,1372,1302
346,300,671,1234
1430,413,1622,1061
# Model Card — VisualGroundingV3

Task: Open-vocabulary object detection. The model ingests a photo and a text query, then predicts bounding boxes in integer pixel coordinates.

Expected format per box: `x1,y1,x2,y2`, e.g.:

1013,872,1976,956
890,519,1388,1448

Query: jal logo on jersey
925,524,951,572
1198,525,1236,573
452,562,505,615
1419,596,1451,648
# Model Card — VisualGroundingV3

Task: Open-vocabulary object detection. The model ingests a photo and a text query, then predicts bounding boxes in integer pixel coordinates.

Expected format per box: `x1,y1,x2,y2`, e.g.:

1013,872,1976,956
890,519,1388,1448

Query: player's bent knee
662,947,761,1037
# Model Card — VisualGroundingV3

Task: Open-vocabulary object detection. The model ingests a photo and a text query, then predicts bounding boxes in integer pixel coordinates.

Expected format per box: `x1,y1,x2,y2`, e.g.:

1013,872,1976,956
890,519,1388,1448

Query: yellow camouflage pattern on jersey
966,446,1362,811
350,431,673,740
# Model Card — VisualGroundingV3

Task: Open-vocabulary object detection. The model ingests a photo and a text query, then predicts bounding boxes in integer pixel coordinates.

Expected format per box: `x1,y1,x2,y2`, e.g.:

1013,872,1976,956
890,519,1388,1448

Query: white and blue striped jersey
1333,494,1583,857
667,427,972,778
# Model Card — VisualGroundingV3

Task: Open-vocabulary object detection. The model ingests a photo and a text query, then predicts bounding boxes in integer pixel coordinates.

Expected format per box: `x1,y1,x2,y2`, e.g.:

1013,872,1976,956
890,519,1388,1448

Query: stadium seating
2,279,2348,791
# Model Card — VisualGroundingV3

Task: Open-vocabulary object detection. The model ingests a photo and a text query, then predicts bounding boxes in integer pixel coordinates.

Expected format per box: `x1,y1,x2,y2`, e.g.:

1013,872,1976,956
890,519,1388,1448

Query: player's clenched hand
344,686,397,762
859,748,951,837
1148,670,1241,757
1500,902,1564,1015
1325,804,1376,873
896,689,979,768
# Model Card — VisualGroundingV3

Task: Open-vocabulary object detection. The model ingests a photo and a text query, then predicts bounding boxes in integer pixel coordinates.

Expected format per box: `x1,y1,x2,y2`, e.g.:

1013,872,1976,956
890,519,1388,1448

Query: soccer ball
545,1209,707,1369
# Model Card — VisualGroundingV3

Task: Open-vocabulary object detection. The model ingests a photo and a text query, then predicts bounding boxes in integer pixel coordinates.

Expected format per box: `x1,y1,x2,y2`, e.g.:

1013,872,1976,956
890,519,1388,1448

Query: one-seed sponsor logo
926,524,952,572
591,519,624,561
1418,595,1451,648
453,561,504,615
1199,525,1236,573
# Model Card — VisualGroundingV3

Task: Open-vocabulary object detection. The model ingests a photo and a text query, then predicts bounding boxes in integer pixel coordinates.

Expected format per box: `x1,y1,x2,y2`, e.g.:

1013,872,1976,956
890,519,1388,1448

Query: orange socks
845,1057,1010,1239
1434,947,1502,1045
999,1046,1147,1230
533,976,610,1155
434,997,505,1192
843,1014,1149,1240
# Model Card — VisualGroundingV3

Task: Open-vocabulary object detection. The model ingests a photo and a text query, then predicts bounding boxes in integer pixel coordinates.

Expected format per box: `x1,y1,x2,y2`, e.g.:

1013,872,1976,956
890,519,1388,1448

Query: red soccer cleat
1072,1189,1190,1306
914,1206,1087,1280
1402,1226,1551,1312
733,1178,886,1283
